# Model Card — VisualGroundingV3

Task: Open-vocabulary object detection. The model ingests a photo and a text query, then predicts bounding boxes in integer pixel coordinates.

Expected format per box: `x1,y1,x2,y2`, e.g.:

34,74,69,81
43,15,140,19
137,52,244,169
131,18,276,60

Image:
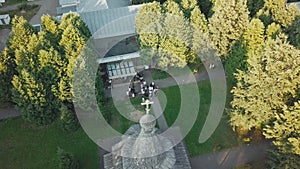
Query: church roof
77,0,131,12
79,4,144,39
59,0,77,6
104,122,192,169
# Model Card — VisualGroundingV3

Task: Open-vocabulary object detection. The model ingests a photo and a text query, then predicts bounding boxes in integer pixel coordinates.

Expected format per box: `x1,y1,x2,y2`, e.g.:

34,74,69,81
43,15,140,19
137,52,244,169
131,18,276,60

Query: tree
197,0,213,18
158,0,192,68
10,14,91,127
247,0,264,18
286,15,300,48
229,34,300,136
190,6,210,63
264,101,300,155
135,1,163,66
268,148,300,169
224,40,247,86
0,16,35,105
135,0,193,68
12,68,59,125
60,103,79,132
257,0,299,28
243,18,265,54
181,0,198,18
57,147,80,169
0,48,15,105
209,0,249,57
54,14,91,103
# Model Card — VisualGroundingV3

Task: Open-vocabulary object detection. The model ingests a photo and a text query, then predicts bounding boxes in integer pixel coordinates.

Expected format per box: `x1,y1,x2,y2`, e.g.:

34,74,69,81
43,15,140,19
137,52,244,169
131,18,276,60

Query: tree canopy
208,0,249,57
230,34,300,155
4,14,91,126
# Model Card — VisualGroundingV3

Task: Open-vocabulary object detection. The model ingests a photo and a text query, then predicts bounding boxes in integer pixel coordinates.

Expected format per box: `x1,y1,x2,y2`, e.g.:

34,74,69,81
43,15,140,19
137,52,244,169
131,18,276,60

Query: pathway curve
0,106,20,120
190,140,271,169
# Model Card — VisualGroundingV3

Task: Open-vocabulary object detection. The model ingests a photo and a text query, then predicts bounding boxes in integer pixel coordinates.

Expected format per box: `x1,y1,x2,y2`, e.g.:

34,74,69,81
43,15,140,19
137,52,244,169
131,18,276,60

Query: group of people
126,72,158,99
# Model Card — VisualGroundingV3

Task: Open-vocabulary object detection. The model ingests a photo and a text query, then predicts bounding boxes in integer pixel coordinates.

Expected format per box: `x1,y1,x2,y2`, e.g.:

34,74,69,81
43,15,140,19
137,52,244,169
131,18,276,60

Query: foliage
159,0,192,68
135,1,163,66
243,18,265,54
223,40,247,86
132,0,156,5
17,2,34,11
230,35,300,131
197,0,213,18
267,148,300,169
0,48,15,105
264,101,300,155
60,104,79,132
266,22,282,39
57,147,80,169
136,0,208,68
95,68,110,121
286,16,300,48
257,0,299,28
209,0,249,57
247,0,264,18
190,5,212,67
180,0,197,18
9,14,91,126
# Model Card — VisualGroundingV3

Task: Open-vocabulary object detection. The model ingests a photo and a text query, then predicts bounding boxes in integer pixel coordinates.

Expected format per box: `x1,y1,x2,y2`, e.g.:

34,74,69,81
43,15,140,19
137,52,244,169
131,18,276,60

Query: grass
151,62,205,80
0,4,40,29
0,0,25,7
159,81,239,156
0,117,99,169
99,98,143,134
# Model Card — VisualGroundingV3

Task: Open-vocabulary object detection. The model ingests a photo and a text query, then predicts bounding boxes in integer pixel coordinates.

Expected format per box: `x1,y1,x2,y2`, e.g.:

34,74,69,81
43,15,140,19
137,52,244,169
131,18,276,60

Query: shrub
57,147,80,169
18,2,30,11
60,104,79,132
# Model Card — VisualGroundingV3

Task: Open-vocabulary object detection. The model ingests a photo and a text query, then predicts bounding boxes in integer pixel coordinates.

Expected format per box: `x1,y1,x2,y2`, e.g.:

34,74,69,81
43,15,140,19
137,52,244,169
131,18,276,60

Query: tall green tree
10,14,91,126
247,0,264,18
229,35,300,154
286,15,300,48
0,48,15,105
12,68,59,125
181,0,197,18
197,0,213,18
0,16,35,105
12,33,60,125
264,101,300,155
209,0,249,57
257,0,299,28
158,0,192,68
54,14,91,104
135,1,163,65
190,6,209,62
243,18,265,55
136,0,193,68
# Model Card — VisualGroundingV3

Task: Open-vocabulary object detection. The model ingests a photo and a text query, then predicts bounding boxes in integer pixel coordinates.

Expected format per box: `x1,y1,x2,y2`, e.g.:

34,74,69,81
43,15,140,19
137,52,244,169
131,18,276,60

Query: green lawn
0,0,25,7
99,98,143,134
0,4,40,29
159,81,239,156
151,62,205,80
0,117,98,169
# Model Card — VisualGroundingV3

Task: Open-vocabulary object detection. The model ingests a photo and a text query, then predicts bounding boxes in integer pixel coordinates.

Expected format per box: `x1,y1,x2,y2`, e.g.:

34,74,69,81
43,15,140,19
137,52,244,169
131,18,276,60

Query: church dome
121,113,176,169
